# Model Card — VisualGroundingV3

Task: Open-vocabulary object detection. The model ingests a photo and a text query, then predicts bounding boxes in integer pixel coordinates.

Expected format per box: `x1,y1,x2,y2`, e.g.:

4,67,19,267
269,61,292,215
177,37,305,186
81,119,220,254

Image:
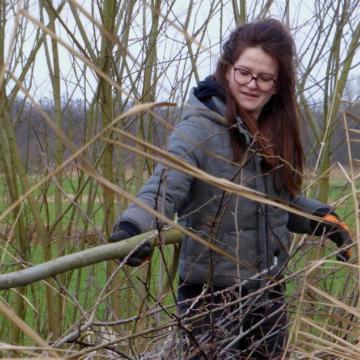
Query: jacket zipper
263,171,270,272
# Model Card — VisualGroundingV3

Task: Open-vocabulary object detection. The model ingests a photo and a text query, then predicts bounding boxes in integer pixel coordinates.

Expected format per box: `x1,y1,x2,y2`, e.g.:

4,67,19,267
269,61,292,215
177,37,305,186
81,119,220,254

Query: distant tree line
10,96,360,173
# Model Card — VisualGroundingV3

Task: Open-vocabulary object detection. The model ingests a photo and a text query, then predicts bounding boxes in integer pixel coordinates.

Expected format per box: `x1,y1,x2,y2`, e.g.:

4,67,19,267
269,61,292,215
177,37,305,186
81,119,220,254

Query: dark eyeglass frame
233,67,277,91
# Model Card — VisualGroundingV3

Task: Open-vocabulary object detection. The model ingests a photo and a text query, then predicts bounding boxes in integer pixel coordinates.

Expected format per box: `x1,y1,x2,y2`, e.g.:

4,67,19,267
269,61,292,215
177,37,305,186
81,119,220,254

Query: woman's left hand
311,211,353,262
320,214,353,262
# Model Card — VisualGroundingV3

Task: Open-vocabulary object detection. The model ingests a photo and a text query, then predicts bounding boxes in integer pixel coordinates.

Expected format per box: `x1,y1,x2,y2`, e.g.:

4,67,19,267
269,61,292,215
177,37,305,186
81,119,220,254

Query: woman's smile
240,90,259,98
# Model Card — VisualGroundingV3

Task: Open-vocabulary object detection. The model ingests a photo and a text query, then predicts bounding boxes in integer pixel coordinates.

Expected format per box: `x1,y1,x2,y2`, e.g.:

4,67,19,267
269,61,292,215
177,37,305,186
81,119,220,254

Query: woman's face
226,47,279,120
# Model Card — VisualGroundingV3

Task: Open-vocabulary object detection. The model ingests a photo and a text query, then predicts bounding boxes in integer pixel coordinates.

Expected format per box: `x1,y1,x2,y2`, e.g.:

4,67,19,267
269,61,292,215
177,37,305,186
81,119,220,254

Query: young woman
110,19,352,359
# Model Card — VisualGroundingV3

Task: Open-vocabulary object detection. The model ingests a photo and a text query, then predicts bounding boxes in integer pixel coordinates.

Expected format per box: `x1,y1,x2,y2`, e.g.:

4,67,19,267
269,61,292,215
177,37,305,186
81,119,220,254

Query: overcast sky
5,0,359,104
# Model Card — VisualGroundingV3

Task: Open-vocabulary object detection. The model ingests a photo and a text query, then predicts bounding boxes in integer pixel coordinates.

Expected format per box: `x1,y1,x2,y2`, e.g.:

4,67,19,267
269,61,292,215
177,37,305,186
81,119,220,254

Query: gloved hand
109,221,152,267
311,209,353,262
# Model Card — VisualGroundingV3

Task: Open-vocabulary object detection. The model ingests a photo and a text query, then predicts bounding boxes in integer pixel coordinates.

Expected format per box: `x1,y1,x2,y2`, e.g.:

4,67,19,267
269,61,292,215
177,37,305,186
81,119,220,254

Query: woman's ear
270,85,278,96
225,68,231,83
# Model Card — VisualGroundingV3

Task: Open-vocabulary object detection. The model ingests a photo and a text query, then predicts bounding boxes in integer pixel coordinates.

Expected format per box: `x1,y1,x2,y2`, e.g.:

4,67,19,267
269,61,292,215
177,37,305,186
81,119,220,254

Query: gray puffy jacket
117,91,327,288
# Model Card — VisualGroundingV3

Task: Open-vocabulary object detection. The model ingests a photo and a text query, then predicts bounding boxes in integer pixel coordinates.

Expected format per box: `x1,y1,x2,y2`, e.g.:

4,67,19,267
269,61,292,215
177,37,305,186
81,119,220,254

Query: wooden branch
0,228,181,290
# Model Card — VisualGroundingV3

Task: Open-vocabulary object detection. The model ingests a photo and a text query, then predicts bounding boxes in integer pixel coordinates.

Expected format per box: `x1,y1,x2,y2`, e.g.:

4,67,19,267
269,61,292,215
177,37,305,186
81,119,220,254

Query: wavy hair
214,18,303,195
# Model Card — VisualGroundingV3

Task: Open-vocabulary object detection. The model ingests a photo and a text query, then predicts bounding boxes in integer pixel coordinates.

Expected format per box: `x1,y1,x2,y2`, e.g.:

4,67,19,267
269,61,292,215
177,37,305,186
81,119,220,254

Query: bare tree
0,0,358,358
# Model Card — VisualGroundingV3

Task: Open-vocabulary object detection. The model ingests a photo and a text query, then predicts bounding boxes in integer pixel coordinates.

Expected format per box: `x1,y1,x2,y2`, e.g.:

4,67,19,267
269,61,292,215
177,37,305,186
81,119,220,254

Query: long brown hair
214,18,303,195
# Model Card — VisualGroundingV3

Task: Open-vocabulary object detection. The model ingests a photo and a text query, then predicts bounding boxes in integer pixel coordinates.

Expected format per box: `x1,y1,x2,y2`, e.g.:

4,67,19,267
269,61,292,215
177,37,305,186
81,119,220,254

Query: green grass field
0,176,357,346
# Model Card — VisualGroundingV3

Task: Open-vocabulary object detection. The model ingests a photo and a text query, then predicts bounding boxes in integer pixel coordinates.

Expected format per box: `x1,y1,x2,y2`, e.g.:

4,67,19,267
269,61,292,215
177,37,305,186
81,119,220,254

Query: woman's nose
247,78,258,89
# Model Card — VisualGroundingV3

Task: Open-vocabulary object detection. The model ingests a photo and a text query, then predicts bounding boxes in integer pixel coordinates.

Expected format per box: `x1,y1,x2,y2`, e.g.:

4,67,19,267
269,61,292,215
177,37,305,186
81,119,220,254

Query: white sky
4,0,360,105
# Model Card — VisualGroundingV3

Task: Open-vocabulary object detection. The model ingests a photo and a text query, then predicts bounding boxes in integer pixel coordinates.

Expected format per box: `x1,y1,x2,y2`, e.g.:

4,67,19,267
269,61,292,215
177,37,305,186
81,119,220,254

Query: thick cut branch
0,228,181,290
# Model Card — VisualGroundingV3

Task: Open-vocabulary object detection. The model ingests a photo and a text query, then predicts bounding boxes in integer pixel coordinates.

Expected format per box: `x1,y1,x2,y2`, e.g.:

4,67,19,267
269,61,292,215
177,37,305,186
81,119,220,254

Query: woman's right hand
109,222,152,266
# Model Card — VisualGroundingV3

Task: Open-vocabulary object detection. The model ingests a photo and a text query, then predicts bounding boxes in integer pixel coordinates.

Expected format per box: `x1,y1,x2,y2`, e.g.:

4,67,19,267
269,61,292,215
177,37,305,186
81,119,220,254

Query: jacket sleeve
287,195,332,234
115,117,206,233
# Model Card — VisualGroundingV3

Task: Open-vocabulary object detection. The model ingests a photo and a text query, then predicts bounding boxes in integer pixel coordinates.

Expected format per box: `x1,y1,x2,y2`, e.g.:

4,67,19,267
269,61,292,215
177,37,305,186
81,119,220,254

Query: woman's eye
260,75,274,82
239,69,250,75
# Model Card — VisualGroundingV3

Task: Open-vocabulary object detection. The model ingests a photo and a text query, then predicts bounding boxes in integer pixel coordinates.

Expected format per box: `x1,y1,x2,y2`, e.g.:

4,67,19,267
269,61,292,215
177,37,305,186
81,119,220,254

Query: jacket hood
193,75,226,111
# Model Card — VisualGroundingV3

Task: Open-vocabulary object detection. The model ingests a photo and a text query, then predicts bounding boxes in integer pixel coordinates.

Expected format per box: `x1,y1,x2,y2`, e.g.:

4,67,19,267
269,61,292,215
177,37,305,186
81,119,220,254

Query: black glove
311,208,353,262
109,221,152,267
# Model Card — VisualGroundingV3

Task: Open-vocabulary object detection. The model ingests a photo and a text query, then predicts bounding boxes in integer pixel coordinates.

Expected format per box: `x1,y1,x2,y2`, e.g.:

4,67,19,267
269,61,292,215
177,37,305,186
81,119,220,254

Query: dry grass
0,1,359,359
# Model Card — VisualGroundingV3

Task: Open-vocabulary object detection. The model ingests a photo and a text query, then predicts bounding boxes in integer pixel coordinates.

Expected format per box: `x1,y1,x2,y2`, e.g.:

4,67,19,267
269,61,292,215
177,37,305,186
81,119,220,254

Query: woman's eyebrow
234,65,250,70
235,65,276,77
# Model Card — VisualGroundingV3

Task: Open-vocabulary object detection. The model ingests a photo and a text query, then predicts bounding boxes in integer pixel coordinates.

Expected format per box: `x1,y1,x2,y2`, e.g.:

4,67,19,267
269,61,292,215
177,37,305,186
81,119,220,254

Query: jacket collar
185,78,253,143
211,96,252,144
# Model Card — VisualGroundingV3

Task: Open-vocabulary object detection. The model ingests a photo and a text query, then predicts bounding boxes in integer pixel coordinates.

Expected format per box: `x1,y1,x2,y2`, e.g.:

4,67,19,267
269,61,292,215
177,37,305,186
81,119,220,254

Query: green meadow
0,175,357,347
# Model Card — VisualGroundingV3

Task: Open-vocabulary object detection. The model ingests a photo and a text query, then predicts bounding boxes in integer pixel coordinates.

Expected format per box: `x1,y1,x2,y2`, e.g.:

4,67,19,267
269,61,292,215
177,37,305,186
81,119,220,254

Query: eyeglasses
233,67,277,91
